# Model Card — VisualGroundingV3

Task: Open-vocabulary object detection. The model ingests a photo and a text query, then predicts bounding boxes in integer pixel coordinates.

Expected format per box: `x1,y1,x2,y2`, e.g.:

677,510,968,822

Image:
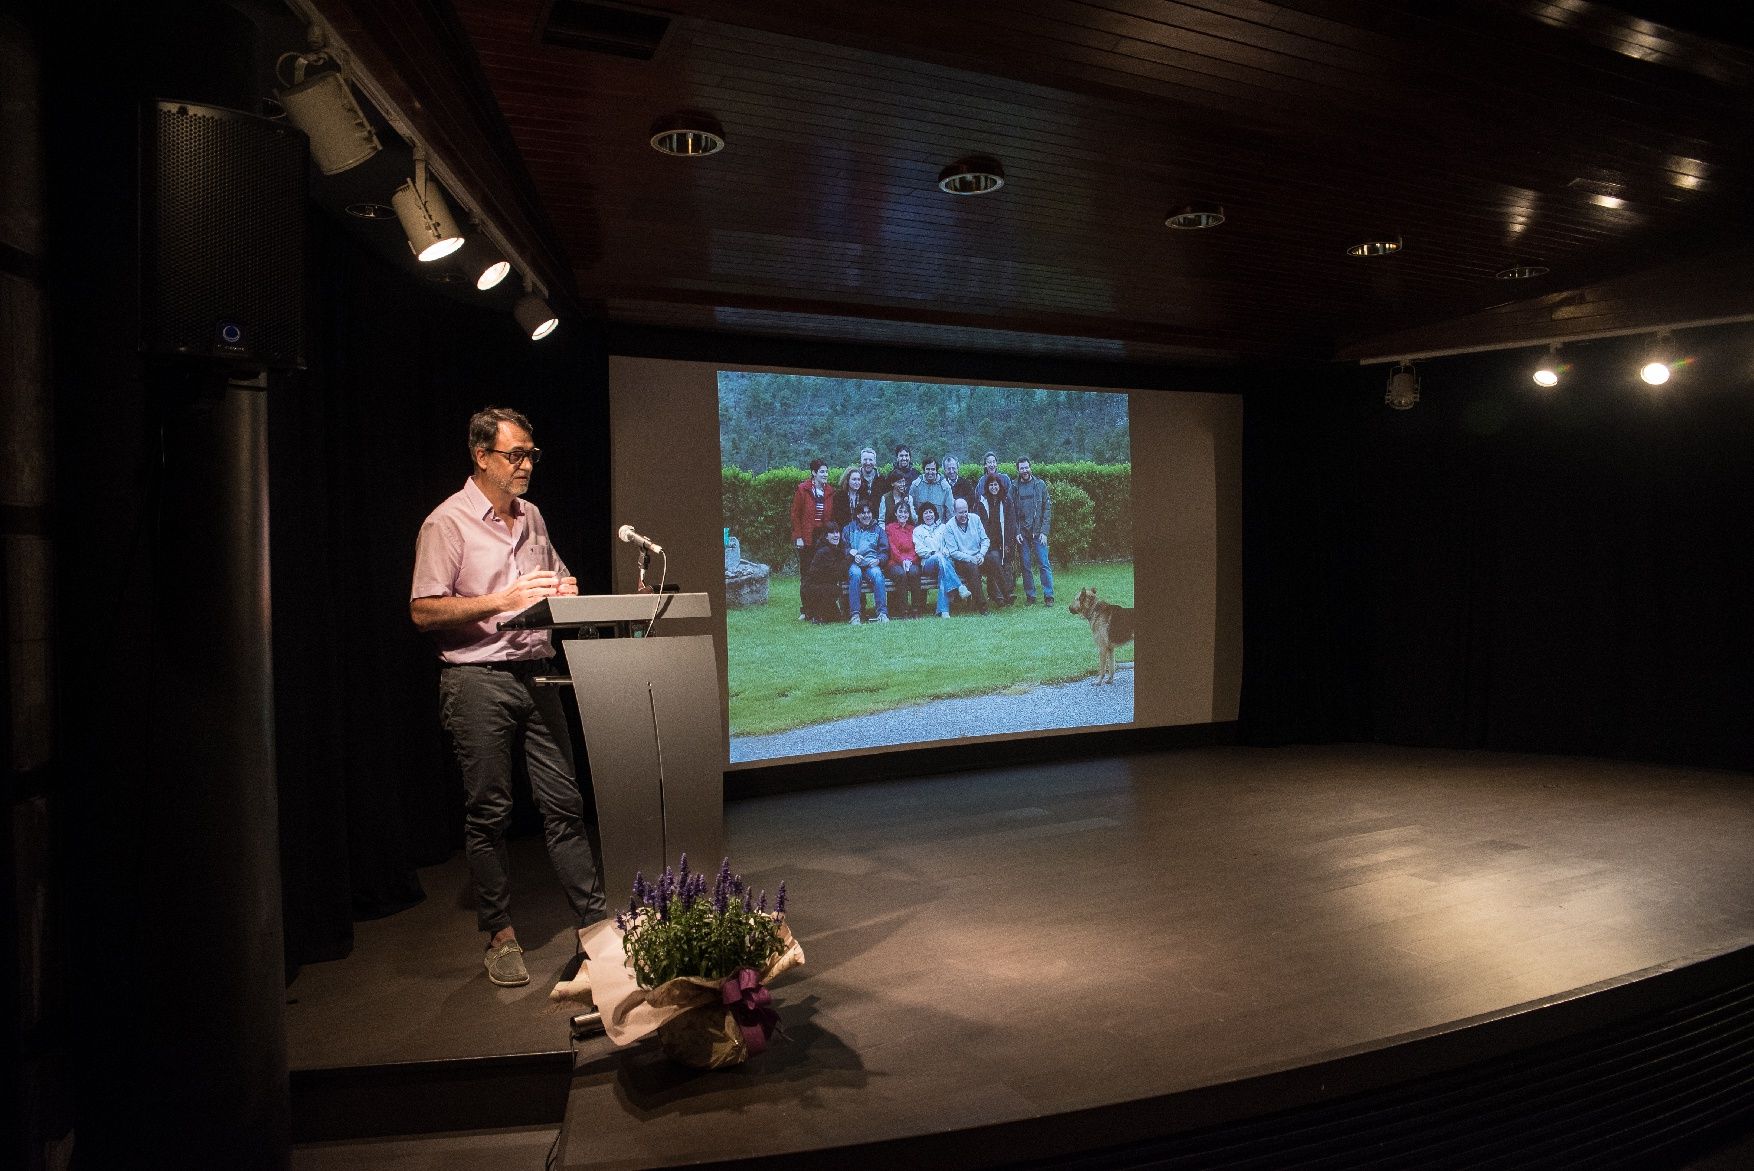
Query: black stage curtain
273,217,610,970
1241,336,1754,772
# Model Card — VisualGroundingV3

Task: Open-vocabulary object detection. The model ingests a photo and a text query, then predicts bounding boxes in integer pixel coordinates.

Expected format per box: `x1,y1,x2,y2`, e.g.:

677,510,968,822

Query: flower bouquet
554,855,803,1068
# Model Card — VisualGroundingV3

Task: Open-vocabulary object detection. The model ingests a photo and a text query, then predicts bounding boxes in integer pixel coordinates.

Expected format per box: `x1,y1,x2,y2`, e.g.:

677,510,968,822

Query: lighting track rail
282,0,553,306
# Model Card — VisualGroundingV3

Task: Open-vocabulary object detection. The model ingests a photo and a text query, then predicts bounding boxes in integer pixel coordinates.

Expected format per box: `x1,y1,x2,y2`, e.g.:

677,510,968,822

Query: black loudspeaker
140,100,308,370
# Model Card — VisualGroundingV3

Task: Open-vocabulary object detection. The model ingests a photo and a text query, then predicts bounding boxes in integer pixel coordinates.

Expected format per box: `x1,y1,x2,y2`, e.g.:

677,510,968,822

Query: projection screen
607,357,1241,774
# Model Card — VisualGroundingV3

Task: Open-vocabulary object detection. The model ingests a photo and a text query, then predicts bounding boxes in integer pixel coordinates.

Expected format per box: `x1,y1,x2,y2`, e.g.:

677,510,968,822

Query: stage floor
286,744,1754,1166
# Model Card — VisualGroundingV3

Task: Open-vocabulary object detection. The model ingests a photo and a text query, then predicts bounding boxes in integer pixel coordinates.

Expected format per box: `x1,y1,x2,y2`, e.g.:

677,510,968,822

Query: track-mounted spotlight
392,152,465,262
1533,344,1563,388
514,287,559,341
1639,332,1674,386
455,234,511,291
1385,361,1420,409
275,41,381,175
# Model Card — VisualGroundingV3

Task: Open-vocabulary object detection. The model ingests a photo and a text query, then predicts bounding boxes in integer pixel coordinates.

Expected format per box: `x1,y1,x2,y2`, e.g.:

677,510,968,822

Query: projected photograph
720,372,1134,764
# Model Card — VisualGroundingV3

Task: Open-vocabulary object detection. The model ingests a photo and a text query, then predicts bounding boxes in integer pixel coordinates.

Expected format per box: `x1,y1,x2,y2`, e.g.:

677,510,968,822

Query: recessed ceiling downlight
1347,238,1402,257
938,157,1005,195
649,113,725,156
1165,202,1225,229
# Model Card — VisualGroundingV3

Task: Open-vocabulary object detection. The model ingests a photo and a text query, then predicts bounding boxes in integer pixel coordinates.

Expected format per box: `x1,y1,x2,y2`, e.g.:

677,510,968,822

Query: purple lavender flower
686,870,707,908
614,912,626,932
742,889,754,913
632,871,647,902
775,882,787,915
757,890,768,914
677,853,690,890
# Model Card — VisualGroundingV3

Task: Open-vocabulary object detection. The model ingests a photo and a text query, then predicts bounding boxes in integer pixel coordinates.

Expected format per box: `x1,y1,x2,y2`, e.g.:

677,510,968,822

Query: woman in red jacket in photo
790,458,834,620
883,496,926,617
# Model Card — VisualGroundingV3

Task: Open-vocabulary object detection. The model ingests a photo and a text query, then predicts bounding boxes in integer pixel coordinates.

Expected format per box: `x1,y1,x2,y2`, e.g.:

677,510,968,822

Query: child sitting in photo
801,529,846,624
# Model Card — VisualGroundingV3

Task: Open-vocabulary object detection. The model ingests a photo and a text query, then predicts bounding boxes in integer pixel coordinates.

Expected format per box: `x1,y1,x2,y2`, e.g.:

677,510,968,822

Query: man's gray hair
468,407,533,456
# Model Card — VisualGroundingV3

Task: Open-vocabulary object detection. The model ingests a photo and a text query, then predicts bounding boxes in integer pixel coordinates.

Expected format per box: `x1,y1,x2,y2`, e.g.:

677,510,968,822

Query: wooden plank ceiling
439,0,1754,364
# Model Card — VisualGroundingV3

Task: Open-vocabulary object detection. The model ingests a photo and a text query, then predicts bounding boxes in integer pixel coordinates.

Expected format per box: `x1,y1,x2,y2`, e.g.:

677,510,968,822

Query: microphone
618,524,664,555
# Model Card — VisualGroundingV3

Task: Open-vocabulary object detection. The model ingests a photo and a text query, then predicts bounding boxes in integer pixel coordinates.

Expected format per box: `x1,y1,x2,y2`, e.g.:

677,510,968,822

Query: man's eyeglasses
490,448,542,466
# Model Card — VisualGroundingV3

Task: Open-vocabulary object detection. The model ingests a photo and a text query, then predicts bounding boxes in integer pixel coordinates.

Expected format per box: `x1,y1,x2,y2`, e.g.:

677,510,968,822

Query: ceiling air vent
539,1,672,60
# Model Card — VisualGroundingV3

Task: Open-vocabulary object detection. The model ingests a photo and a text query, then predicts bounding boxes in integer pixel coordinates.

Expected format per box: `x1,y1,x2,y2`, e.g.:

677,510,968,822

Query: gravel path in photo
729,663,1134,763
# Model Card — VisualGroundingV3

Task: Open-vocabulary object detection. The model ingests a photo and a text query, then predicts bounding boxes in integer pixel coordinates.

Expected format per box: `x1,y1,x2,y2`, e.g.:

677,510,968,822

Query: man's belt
446,657,550,672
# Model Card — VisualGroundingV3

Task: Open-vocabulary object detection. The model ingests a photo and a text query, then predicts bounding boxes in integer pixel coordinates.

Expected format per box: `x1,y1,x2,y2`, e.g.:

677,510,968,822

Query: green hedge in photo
722,466,807,570
1043,462,1132,561
724,461,1131,569
1047,481,1093,562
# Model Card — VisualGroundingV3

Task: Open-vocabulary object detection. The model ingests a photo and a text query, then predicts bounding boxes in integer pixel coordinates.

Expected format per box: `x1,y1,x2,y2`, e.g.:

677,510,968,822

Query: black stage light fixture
1639,331,1682,386
1533,344,1563,388
514,285,559,340
1385,361,1420,409
456,233,511,291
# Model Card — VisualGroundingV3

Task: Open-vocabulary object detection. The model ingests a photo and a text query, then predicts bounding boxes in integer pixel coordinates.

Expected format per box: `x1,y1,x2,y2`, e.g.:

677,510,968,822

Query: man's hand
499,569,560,612
412,578,555,633
558,575,579,596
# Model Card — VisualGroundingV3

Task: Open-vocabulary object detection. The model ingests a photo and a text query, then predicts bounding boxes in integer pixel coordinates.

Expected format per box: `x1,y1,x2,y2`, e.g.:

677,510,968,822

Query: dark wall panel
1242,332,1754,772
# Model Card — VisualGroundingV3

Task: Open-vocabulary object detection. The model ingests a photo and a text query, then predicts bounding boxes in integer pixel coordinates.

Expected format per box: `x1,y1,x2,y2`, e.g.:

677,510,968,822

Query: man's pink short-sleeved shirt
411,477,568,663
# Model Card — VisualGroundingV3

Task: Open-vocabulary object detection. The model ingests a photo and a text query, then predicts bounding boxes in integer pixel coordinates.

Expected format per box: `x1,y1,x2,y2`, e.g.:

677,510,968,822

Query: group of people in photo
789,445,1056,624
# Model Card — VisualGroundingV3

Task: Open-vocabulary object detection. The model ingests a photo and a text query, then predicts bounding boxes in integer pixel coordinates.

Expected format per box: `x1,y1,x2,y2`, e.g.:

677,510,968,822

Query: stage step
291,1050,572,1143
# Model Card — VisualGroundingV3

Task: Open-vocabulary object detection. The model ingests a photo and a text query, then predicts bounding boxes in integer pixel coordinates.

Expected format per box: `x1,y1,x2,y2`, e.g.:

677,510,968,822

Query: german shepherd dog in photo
1069,587,1135,684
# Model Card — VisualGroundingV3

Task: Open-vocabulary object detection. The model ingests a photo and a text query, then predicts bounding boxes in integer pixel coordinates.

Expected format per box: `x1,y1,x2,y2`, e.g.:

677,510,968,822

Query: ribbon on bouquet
721,967,780,1055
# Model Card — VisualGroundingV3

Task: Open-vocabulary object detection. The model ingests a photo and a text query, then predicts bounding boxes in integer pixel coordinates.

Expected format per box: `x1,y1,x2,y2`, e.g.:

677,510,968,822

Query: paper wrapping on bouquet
572,916,804,1056
652,969,782,1069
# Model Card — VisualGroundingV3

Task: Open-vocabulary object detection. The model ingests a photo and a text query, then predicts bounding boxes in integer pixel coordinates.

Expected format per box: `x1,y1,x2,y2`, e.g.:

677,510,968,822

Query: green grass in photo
727,561,1135,737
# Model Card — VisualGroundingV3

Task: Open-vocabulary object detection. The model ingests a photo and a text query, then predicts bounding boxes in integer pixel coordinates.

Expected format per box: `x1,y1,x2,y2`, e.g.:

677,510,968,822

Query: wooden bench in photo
841,568,941,616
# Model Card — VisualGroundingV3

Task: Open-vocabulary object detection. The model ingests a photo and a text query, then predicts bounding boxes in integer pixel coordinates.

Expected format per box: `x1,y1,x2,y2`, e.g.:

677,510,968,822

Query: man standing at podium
410,407,607,988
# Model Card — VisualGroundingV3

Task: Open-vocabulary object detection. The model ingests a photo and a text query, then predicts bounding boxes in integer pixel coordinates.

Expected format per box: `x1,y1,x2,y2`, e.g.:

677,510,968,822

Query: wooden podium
501,593,722,895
